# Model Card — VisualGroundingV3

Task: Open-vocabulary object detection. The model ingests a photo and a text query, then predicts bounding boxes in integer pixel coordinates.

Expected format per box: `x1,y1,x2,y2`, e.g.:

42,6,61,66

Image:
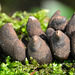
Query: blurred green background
0,0,75,19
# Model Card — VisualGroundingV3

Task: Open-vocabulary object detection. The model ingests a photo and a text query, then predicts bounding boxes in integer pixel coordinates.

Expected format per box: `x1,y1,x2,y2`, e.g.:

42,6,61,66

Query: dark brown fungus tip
32,36,38,43
29,35,42,52
55,30,62,40
0,23,18,40
47,10,61,28
26,16,42,37
51,16,67,31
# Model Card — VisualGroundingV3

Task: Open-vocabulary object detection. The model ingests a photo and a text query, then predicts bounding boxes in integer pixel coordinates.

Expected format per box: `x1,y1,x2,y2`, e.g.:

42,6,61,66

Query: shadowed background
0,0,75,19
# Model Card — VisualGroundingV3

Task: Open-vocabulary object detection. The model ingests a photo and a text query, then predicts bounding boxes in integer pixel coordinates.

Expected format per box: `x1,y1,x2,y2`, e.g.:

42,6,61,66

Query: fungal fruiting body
46,28,55,41
26,16,47,42
51,16,67,31
26,16,45,37
0,23,26,62
48,10,61,28
71,32,75,59
66,13,75,37
27,35,52,64
48,10,67,31
51,30,70,60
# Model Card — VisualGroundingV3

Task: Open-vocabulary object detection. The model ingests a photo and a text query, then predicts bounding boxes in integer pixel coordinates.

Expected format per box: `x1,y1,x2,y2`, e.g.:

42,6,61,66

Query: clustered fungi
0,10,75,64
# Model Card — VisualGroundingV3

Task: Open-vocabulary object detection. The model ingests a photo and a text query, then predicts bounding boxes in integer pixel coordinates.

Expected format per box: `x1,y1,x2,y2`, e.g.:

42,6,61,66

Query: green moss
0,56,75,75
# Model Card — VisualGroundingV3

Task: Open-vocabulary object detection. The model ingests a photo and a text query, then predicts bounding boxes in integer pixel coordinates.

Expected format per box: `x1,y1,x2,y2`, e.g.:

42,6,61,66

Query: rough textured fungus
0,23,26,62
27,35,52,64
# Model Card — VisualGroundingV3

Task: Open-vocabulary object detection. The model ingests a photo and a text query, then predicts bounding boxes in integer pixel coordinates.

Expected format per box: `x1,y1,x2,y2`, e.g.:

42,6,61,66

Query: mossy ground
0,10,75,75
